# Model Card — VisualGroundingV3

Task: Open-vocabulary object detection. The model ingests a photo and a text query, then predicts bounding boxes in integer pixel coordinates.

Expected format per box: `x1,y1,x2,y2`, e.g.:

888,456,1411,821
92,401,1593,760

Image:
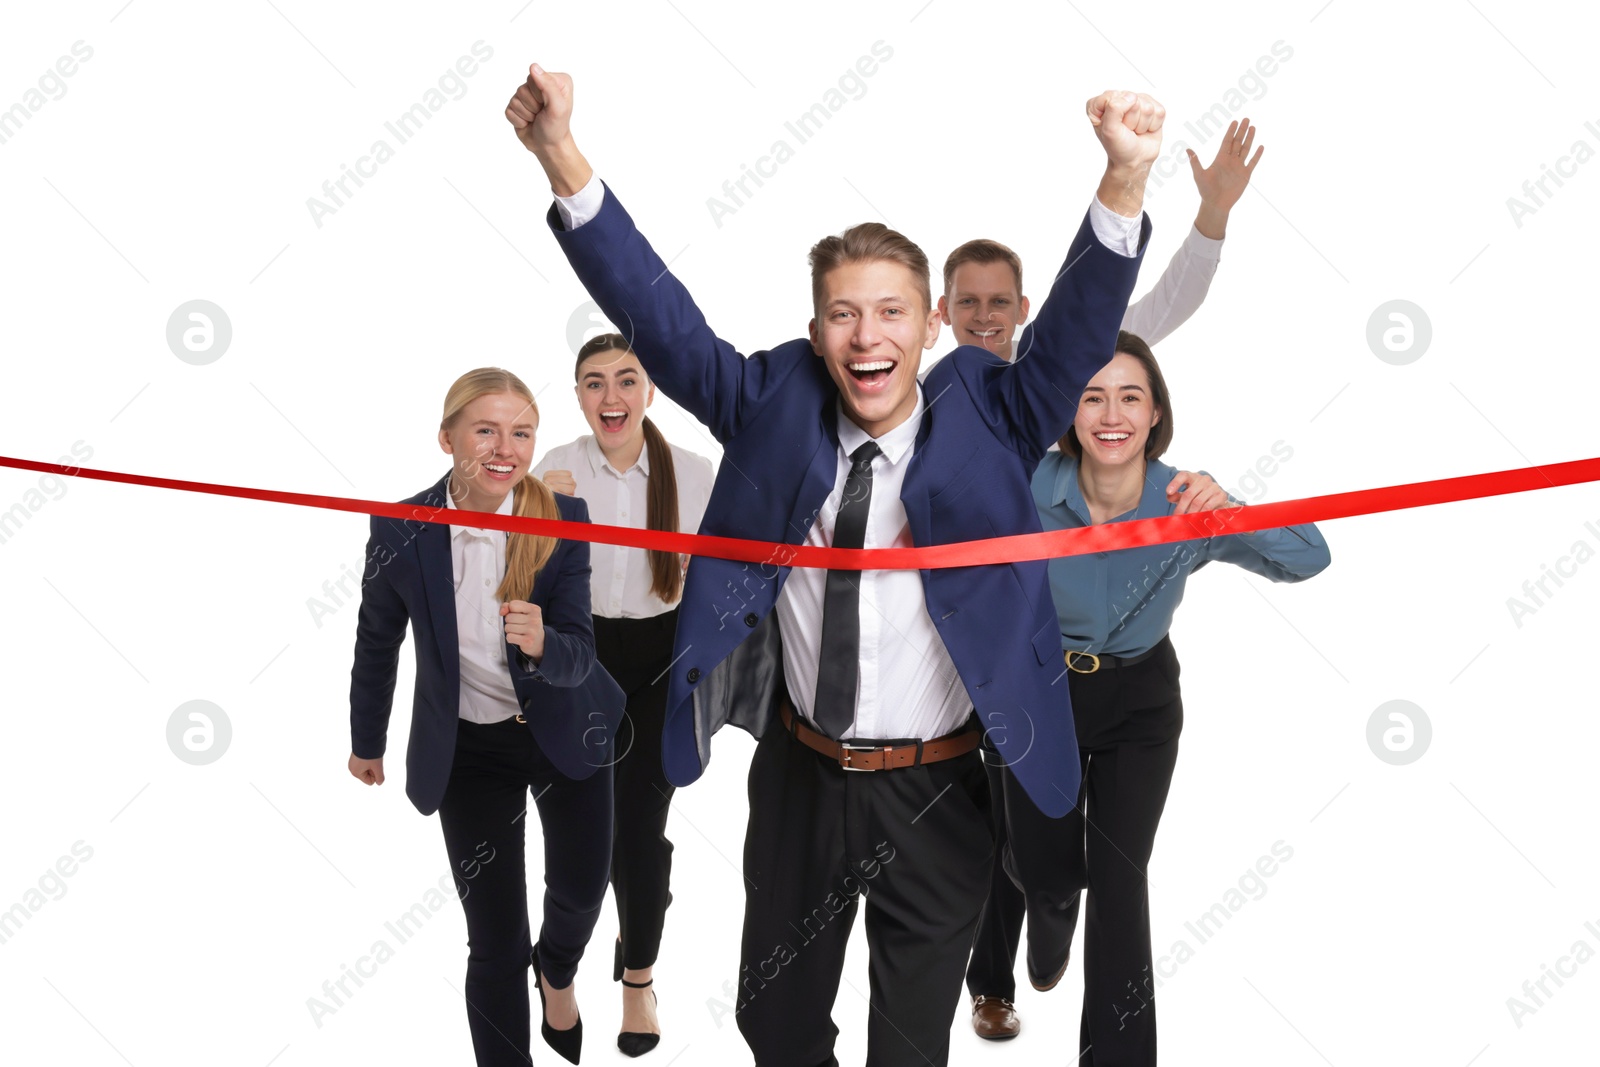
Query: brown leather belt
779,700,981,772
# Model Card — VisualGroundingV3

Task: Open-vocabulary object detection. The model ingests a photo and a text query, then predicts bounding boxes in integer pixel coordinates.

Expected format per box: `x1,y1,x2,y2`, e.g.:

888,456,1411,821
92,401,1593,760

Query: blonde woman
347,367,624,1066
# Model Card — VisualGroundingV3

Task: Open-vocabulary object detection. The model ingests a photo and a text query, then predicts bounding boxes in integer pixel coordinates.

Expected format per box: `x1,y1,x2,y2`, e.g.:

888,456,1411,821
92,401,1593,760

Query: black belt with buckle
1063,645,1161,674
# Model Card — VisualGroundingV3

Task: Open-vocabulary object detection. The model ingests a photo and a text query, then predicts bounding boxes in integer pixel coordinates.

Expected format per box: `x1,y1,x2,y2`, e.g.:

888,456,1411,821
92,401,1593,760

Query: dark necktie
813,440,881,739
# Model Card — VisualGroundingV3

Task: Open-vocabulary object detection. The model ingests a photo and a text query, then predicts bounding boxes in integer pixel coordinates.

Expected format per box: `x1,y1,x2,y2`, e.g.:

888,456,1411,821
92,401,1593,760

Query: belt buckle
839,741,888,771
1065,650,1101,674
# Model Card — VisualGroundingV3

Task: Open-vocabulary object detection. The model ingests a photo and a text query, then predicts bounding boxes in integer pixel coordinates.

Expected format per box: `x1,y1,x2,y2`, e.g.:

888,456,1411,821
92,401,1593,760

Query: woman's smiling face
576,347,654,453
1073,352,1161,469
438,390,536,511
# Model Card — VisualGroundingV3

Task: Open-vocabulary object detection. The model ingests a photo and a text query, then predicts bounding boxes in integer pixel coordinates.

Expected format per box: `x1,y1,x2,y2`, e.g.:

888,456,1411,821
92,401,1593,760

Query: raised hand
1087,90,1164,218
505,63,593,196
1187,119,1263,239
501,599,546,660
506,63,573,155
1087,90,1165,172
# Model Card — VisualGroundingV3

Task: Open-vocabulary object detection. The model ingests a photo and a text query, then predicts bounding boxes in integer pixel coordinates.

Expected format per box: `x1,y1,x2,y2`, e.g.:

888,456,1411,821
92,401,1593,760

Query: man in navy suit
506,64,1162,1067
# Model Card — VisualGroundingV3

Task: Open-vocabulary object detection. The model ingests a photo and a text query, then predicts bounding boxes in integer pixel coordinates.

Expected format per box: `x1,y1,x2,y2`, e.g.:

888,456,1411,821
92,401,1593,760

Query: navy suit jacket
348,473,625,815
548,186,1147,817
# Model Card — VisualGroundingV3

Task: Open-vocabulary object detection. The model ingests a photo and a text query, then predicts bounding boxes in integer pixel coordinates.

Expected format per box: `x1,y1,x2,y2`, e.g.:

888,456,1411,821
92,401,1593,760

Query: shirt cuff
1181,222,1225,261
1089,197,1143,258
554,173,605,230
516,650,550,681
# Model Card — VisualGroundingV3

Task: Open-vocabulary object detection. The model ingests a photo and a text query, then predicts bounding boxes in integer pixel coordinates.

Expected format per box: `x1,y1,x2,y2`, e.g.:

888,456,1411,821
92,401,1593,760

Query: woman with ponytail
348,367,624,1066
534,334,715,1058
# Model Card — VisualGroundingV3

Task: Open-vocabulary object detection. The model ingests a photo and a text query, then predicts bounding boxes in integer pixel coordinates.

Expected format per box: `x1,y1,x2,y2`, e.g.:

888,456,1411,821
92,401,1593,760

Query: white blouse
533,434,715,619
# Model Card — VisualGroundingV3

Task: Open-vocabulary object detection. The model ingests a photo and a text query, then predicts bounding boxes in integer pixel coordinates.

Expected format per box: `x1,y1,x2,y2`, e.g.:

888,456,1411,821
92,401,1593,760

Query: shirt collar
834,383,925,467
1050,454,1091,524
445,482,515,538
1050,454,1175,523
583,431,649,477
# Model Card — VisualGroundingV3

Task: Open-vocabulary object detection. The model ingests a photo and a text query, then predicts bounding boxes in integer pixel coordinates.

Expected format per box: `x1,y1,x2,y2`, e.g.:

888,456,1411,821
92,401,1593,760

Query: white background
2,1,1597,1064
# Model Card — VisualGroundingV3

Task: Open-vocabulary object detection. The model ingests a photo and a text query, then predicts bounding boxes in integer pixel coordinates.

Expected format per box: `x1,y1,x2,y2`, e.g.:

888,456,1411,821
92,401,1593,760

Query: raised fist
505,63,574,156
1086,90,1164,170
542,469,579,497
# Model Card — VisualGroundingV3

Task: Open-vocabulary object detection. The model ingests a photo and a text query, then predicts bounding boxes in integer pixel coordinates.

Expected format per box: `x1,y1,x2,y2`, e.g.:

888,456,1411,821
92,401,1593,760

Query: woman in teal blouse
991,330,1330,1067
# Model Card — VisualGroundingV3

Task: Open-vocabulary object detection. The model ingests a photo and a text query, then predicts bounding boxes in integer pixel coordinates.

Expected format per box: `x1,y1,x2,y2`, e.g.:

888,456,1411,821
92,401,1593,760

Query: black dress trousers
437,715,614,1067
986,637,1184,1067
735,715,995,1067
593,608,680,974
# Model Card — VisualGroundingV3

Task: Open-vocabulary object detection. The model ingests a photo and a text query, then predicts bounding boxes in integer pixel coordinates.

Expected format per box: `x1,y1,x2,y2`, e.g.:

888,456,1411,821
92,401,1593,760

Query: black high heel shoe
531,943,583,1064
617,977,660,1058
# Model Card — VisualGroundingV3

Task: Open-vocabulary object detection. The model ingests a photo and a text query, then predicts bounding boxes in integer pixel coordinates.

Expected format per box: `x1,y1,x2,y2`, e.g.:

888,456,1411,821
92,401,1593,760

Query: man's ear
808,317,820,352
923,306,942,350
1018,295,1031,324
936,294,951,326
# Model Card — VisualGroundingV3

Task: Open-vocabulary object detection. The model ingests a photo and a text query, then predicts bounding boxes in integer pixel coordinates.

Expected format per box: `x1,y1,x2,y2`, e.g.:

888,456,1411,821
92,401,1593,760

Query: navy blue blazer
548,186,1147,817
348,473,625,815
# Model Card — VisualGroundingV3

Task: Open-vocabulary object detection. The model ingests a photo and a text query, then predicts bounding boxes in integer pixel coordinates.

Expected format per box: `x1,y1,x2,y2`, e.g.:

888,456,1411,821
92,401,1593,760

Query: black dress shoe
1025,888,1082,991
1028,949,1071,992
617,977,660,1058
532,943,583,1064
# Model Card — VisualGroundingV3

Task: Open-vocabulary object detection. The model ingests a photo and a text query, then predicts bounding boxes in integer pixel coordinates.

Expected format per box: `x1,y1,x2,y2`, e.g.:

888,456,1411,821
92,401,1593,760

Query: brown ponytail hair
440,367,561,602
576,334,684,604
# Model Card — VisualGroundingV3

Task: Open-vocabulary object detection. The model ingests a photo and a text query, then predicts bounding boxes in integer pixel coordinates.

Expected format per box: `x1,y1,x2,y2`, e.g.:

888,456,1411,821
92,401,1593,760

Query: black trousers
437,716,614,1067
968,637,1183,1067
965,751,1030,1001
735,715,995,1067
593,609,679,973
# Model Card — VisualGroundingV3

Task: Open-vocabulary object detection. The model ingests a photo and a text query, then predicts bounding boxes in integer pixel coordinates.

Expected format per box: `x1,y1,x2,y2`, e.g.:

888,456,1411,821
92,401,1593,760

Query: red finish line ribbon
4,454,1600,570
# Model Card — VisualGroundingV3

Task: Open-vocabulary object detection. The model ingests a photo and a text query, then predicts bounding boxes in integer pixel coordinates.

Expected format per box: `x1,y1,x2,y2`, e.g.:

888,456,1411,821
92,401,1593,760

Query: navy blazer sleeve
547,184,806,443
349,519,408,760
512,494,597,688
990,209,1152,467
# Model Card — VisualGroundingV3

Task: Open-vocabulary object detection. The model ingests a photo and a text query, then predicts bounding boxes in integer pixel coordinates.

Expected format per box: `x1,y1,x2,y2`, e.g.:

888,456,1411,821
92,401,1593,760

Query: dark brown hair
576,333,684,604
1059,330,1174,462
941,238,1024,296
808,222,932,315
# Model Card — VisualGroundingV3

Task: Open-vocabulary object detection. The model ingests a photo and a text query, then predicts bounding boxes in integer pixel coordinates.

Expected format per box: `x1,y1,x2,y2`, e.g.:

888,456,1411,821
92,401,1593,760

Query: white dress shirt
445,489,522,724
533,434,715,619
773,389,967,741
1121,223,1223,345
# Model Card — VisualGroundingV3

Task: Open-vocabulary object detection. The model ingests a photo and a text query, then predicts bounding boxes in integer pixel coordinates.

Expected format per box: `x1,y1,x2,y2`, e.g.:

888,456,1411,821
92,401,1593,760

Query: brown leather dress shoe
971,995,1021,1040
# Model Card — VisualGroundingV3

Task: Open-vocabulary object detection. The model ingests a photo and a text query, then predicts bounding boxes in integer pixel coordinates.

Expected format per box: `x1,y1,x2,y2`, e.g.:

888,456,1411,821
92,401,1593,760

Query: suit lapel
415,475,461,696
783,397,842,550
899,393,937,551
